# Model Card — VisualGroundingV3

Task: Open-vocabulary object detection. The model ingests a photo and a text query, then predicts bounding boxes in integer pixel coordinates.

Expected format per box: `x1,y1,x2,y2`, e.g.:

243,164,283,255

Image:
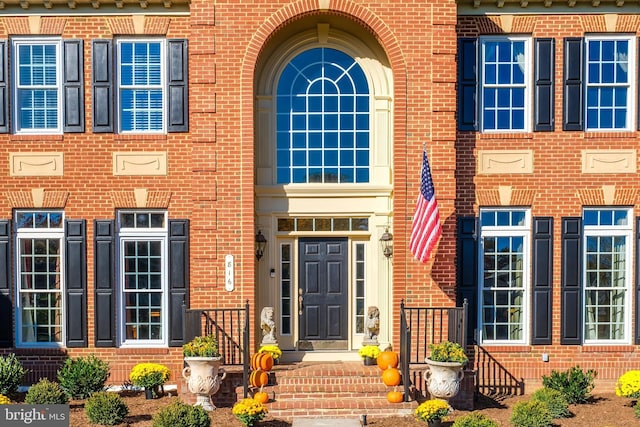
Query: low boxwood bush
451,412,499,427
509,400,553,427
541,365,596,404
0,353,27,396
531,387,570,419
25,378,69,404
57,354,110,399
152,400,211,427
84,392,128,426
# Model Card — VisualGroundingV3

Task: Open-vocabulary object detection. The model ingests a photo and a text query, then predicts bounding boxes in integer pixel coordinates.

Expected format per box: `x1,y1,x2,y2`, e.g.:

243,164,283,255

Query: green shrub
84,392,128,426
25,378,69,404
509,400,553,427
152,400,211,427
57,354,110,399
0,353,27,396
451,412,499,427
541,365,596,404
531,387,570,419
635,401,640,419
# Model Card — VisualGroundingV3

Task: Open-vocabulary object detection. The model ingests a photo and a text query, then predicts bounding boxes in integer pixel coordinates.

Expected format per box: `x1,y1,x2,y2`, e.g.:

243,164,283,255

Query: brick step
263,396,416,419
262,382,391,395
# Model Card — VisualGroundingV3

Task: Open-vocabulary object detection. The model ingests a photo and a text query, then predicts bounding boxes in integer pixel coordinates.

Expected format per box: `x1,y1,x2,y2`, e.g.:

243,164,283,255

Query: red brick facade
0,0,638,395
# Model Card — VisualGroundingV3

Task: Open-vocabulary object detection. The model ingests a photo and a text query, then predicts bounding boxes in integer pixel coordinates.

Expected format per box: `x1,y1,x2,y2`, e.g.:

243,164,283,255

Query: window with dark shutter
63,40,85,133
563,38,584,131
168,219,189,346
0,41,7,134
534,39,555,132
561,217,582,344
531,217,553,345
457,217,478,344
65,220,87,347
458,38,478,131
94,220,116,347
0,220,12,348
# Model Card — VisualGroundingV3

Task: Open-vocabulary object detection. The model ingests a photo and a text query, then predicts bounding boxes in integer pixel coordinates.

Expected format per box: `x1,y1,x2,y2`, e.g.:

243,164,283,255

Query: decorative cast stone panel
478,150,533,174
581,149,636,174
10,152,64,176
113,152,167,176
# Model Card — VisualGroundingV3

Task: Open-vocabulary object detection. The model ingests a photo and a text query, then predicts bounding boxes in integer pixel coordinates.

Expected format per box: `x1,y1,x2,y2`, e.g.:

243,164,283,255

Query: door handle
298,295,303,315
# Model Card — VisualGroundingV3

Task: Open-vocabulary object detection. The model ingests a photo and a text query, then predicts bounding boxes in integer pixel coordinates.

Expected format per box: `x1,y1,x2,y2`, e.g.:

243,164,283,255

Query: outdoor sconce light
255,230,267,260
380,227,393,258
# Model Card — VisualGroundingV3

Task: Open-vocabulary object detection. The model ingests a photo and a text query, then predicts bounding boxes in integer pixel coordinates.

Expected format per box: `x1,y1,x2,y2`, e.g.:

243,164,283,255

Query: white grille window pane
479,209,530,344
118,41,164,133
14,41,61,133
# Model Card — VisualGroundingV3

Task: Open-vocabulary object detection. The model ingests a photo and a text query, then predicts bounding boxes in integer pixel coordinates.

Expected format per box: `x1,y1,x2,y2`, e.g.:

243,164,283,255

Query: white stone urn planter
182,356,227,411
424,358,465,401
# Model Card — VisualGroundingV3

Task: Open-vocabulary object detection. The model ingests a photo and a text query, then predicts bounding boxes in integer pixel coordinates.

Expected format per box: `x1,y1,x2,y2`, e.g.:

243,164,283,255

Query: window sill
10,134,64,142
581,345,635,353
584,131,636,139
114,134,168,142
116,347,170,355
478,132,533,140
477,345,532,353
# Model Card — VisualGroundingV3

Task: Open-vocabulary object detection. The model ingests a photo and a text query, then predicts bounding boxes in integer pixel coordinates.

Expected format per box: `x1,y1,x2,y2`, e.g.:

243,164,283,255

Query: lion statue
260,306,277,344
364,306,380,345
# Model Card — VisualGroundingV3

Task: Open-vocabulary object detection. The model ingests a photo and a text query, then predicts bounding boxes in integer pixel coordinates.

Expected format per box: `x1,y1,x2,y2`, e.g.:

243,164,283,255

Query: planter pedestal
182,356,227,411
424,358,464,401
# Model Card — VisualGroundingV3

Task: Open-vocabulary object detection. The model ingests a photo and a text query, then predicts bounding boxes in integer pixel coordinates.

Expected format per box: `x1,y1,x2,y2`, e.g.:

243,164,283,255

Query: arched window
276,47,370,184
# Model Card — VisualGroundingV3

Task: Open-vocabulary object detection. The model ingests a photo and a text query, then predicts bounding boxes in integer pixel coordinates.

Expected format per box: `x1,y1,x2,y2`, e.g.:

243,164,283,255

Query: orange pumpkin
251,352,274,371
381,367,401,387
377,351,399,370
387,390,403,403
249,369,269,388
254,391,269,404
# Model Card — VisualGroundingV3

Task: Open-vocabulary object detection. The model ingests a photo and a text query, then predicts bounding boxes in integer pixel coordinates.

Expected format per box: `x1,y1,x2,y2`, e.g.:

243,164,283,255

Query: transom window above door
276,47,370,184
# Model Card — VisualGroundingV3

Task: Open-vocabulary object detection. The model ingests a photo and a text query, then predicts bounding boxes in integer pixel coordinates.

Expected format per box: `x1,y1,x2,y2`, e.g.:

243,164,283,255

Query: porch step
238,361,417,419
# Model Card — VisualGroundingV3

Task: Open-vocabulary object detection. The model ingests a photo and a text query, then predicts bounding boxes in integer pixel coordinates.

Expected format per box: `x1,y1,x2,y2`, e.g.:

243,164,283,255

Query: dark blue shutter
0,220,12,347
92,40,114,133
167,40,188,132
561,217,582,344
94,220,115,347
531,217,553,344
534,38,555,132
563,38,584,131
0,40,8,134
457,217,478,344
458,38,477,131
65,220,87,347
169,219,189,346
63,40,84,133
635,217,640,344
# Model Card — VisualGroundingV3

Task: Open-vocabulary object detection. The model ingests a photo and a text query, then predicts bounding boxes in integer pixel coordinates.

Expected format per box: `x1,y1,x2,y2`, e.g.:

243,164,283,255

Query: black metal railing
399,299,468,401
183,301,250,398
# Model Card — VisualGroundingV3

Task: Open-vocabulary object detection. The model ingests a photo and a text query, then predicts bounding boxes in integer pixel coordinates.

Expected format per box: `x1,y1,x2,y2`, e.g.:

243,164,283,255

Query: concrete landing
292,418,362,427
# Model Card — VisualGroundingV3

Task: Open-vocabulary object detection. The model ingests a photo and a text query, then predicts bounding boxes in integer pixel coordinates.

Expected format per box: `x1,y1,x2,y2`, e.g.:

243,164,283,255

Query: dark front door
298,238,348,350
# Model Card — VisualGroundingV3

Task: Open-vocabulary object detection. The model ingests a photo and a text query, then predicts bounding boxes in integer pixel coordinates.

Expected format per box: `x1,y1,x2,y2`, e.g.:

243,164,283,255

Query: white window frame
117,211,168,347
11,38,63,135
15,211,65,348
116,39,166,134
352,241,367,336
582,207,632,344
479,36,532,133
584,35,636,132
478,208,531,345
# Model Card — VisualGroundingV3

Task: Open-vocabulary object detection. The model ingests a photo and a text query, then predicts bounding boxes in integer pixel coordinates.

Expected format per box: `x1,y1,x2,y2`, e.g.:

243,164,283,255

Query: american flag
409,150,442,263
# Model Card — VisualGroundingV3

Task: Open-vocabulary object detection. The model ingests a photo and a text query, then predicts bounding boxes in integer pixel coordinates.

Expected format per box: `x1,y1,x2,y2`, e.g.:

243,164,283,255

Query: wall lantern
380,227,393,258
255,230,267,260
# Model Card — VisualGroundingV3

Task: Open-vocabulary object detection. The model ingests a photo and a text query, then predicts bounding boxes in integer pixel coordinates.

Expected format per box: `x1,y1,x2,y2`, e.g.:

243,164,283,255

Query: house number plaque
225,254,234,291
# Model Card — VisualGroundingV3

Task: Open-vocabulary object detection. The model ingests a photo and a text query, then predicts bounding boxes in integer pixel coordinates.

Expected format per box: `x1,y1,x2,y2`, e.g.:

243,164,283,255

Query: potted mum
358,345,381,366
129,363,171,399
232,397,268,426
415,398,451,427
424,341,468,401
182,335,227,411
